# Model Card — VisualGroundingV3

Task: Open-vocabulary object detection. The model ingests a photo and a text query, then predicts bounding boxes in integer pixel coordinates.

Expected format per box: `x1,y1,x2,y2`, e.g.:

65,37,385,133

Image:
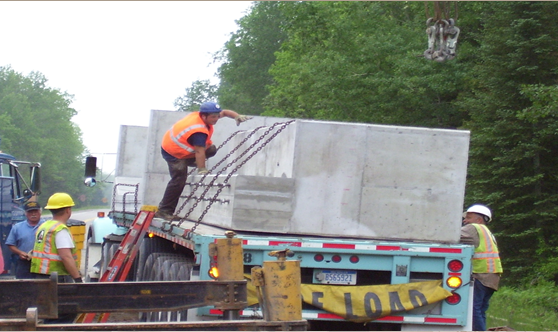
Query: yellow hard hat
44,192,75,209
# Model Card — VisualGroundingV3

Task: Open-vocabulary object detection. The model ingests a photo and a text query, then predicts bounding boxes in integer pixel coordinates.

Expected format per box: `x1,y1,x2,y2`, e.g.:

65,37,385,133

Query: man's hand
235,115,253,126
198,168,209,175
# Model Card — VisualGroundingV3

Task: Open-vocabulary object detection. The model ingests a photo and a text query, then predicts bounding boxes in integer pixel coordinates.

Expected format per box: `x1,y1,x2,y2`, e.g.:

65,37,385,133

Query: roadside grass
487,281,558,331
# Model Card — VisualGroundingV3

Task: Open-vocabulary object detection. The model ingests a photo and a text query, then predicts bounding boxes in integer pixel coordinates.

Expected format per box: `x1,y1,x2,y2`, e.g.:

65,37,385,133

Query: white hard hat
463,204,492,222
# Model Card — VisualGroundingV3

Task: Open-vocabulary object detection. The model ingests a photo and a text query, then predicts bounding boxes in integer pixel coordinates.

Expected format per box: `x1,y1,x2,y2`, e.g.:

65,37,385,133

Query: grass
487,281,558,331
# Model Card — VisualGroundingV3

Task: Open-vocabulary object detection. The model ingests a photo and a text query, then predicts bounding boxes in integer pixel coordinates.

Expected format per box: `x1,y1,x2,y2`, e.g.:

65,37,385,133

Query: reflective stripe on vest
170,123,206,155
31,220,77,275
161,112,214,159
472,223,503,273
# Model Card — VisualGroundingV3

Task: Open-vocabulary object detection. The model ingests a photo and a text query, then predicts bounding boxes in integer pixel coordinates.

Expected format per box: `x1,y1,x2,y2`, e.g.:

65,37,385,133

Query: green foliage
488,283,558,330
191,1,558,288
216,1,286,115
0,66,88,207
174,79,218,112
264,1,466,128
457,1,558,285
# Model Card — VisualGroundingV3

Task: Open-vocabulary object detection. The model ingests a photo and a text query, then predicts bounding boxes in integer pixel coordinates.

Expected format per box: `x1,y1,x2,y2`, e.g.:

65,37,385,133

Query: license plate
314,269,357,285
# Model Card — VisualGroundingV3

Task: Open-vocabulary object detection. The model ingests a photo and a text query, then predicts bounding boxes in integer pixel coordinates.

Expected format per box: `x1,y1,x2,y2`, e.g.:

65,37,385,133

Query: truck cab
0,151,41,275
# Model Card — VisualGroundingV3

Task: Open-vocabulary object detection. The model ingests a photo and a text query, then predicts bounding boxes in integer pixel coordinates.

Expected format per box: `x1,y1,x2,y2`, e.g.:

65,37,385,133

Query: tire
100,241,120,278
150,254,184,322
142,253,192,322
134,237,175,281
176,259,193,321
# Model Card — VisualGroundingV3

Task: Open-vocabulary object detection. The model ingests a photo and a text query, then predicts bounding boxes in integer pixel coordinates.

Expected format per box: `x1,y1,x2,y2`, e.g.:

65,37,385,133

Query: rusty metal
2,308,308,331
0,278,247,318
0,275,58,319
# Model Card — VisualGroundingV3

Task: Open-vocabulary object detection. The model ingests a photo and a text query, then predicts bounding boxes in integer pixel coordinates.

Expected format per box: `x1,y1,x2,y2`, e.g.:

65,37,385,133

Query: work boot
154,210,174,221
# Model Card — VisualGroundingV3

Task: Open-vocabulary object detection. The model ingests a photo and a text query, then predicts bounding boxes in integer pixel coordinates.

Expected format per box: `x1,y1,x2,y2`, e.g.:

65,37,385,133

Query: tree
457,2,558,284
0,66,87,206
174,79,218,112
216,1,287,115
264,1,467,129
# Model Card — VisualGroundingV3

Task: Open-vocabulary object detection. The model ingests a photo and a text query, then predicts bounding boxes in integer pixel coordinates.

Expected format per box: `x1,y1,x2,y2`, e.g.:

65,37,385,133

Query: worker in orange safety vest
156,102,252,221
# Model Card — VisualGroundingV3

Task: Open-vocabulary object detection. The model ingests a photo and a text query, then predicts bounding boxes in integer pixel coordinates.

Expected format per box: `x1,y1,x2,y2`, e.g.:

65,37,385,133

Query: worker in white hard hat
460,204,503,331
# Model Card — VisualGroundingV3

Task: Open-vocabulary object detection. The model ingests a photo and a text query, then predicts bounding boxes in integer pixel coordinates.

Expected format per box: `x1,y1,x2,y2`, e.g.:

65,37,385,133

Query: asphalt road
67,208,111,277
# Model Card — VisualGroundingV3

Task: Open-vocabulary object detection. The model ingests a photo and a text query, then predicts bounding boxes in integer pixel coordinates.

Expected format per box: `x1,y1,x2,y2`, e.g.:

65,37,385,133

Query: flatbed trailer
108,209,474,331
90,110,476,330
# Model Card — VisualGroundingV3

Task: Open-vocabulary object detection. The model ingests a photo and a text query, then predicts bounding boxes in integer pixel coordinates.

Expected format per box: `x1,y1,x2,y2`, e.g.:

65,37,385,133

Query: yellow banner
301,280,451,323
246,276,451,323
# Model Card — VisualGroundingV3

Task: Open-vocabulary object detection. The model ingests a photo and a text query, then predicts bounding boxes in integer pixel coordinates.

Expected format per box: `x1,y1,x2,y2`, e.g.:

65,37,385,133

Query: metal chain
177,120,291,225
173,124,267,218
182,120,295,236
111,183,140,216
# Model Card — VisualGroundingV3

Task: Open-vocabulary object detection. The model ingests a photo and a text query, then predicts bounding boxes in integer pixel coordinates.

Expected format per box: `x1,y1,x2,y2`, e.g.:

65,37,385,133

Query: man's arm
194,145,207,169
220,110,252,126
220,109,239,119
55,229,81,280
8,245,29,260
58,248,81,279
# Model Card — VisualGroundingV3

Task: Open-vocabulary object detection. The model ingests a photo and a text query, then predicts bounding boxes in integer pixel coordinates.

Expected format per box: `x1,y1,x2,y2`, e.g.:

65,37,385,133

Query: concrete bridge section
114,110,470,244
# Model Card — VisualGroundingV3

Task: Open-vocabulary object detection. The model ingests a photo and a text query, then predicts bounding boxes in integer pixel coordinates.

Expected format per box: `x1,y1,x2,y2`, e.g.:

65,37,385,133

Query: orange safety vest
471,223,503,274
161,112,214,159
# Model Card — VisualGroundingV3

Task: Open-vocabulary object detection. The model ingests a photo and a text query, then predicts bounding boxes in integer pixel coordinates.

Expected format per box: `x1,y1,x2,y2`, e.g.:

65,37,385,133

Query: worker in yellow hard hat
31,192,82,282
30,193,82,323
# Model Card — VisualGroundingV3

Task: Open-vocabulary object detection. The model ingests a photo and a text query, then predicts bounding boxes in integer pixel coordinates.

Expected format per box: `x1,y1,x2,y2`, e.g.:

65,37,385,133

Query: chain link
111,183,140,216
180,120,295,236
173,124,267,218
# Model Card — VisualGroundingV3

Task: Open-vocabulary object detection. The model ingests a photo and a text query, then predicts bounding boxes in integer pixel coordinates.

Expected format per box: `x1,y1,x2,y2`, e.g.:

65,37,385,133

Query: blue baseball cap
199,102,222,113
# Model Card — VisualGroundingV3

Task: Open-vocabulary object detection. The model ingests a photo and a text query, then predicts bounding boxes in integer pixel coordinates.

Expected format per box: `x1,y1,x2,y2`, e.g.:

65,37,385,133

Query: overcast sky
0,1,253,171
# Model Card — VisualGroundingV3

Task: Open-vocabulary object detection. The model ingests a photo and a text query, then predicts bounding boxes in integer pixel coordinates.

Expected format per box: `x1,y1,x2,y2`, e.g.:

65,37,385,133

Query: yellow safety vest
30,220,77,275
471,223,503,274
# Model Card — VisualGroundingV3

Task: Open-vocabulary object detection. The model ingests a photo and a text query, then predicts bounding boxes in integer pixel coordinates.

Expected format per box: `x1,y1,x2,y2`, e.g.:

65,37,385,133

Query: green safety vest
30,220,77,275
472,223,503,274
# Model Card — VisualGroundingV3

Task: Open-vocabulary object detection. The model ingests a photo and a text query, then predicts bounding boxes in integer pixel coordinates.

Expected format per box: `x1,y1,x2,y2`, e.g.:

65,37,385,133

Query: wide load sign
247,279,451,323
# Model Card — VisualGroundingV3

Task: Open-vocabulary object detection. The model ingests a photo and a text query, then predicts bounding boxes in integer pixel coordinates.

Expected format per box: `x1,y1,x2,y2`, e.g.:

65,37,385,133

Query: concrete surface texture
115,110,470,243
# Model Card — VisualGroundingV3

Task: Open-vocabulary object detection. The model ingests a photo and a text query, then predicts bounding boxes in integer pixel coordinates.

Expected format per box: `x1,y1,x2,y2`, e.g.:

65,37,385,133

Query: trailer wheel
99,241,120,278
151,254,186,322
141,253,192,322
134,236,175,281
175,259,193,321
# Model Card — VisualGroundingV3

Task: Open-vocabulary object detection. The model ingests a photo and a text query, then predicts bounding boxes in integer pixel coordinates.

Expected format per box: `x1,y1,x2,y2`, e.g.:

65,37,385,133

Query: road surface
70,208,111,277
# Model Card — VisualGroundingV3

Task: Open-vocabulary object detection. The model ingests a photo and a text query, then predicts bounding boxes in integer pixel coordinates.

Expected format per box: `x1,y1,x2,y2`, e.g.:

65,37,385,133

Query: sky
0,1,253,172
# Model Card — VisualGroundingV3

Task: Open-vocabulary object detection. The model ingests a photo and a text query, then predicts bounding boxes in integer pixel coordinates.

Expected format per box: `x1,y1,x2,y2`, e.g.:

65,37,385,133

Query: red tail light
314,254,324,262
349,255,359,263
448,260,464,272
332,255,342,263
445,292,461,305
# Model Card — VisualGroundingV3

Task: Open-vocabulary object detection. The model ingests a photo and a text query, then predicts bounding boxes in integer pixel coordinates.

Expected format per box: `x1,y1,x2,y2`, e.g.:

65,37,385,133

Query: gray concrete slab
114,110,470,243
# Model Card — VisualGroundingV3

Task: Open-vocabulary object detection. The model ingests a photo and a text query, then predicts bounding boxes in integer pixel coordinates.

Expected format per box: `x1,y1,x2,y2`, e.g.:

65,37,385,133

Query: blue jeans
473,279,495,331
